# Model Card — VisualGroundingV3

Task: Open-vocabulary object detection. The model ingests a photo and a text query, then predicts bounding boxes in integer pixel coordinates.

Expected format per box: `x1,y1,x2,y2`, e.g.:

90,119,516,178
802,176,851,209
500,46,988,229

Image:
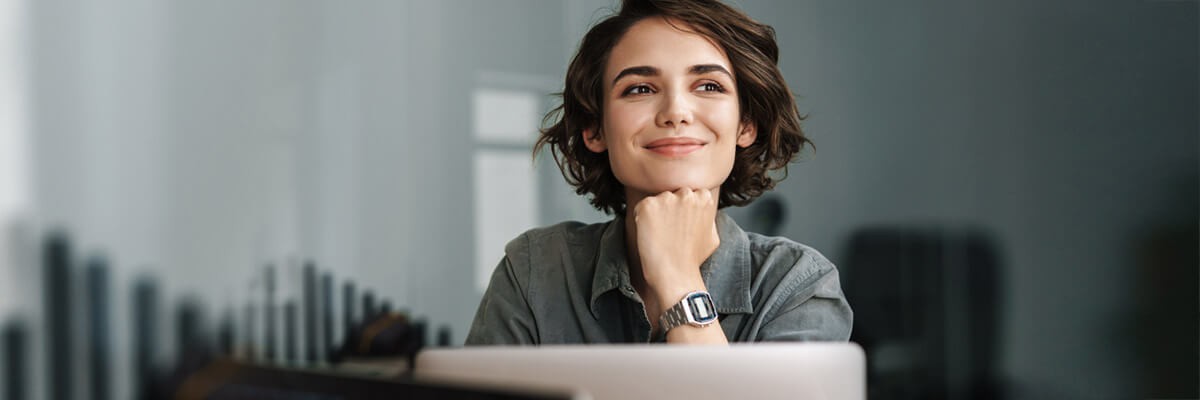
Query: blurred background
0,0,1195,399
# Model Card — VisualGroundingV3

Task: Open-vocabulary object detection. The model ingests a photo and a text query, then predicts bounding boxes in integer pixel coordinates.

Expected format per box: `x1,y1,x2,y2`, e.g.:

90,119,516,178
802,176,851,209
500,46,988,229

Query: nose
655,90,693,129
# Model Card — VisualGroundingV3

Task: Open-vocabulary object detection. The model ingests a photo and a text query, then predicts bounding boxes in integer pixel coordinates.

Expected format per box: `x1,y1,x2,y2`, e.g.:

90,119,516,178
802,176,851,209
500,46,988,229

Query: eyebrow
689,64,732,78
612,66,659,87
610,64,733,87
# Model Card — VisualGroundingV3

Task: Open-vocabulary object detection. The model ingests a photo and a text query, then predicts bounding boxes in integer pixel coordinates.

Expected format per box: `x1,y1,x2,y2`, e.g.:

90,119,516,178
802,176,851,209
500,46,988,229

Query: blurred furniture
843,227,1003,399
1134,224,1198,397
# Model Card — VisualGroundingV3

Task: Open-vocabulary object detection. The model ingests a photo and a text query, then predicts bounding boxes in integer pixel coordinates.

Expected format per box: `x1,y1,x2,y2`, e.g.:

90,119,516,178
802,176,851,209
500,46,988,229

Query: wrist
649,278,707,315
657,290,719,338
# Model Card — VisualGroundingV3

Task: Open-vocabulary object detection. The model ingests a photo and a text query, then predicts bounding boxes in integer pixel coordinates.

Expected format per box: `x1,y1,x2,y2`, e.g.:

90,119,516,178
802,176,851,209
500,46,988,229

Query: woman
466,0,852,345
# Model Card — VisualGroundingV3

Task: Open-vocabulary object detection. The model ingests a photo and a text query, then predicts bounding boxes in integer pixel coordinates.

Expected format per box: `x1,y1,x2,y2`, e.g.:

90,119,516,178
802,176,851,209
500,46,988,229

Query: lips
644,137,706,157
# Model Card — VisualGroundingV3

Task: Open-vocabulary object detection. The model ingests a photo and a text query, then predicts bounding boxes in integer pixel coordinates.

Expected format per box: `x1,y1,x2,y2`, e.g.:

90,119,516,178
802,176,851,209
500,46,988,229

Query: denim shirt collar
588,211,754,319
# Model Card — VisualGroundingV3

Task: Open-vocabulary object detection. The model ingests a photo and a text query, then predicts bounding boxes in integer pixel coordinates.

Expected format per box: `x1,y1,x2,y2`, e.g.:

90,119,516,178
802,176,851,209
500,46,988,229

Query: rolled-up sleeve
464,256,539,345
757,261,853,342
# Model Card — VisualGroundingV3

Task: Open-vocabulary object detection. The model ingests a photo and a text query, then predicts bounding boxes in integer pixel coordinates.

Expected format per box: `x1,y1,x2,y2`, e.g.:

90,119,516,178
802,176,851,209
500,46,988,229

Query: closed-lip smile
644,137,706,157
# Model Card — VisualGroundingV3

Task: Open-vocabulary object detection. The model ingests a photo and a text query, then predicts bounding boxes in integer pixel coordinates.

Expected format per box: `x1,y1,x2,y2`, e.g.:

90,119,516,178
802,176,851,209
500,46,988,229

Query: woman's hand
631,187,720,302
631,188,729,344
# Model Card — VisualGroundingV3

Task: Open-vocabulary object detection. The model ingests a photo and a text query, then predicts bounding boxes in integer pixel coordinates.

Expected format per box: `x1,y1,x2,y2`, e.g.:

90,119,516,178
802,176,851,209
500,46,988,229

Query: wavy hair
535,0,811,215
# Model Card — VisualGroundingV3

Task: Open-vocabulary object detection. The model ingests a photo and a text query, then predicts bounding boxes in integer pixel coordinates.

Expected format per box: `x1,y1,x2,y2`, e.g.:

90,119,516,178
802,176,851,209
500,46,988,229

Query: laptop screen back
415,343,865,400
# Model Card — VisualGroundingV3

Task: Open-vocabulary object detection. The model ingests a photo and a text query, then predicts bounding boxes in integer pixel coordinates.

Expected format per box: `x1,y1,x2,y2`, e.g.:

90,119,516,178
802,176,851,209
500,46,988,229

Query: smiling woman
586,18,753,202
465,0,851,346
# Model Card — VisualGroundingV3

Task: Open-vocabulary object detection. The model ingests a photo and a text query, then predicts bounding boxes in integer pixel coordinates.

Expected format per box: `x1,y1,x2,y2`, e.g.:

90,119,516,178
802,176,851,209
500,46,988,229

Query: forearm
631,188,727,344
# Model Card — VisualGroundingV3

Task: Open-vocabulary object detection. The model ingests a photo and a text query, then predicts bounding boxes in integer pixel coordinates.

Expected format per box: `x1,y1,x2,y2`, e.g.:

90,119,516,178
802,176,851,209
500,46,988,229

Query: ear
583,126,607,153
736,122,757,148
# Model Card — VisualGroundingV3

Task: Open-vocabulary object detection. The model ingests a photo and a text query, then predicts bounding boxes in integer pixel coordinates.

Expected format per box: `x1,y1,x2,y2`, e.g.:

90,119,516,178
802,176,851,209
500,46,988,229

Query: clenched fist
631,188,720,299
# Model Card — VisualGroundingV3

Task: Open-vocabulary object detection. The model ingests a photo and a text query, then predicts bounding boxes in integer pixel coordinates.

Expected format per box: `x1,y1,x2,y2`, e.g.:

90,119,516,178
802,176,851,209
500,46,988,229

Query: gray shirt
465,211,852,344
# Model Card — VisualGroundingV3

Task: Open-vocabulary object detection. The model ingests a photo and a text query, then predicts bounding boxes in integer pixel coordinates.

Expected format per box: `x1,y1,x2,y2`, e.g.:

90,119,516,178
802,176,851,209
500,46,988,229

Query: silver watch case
660,291,718,333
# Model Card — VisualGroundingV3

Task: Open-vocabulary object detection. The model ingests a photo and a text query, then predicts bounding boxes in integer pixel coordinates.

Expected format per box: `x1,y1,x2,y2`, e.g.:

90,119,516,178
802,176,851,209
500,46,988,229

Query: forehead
605,17,732,83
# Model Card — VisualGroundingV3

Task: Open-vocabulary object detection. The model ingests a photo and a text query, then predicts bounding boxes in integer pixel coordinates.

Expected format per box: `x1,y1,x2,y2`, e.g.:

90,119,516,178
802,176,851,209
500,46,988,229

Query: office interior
0,0,1195,399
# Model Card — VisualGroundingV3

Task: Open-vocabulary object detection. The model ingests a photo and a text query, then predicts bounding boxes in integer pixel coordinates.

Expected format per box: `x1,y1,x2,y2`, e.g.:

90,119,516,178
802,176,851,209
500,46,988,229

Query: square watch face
685,292,718,323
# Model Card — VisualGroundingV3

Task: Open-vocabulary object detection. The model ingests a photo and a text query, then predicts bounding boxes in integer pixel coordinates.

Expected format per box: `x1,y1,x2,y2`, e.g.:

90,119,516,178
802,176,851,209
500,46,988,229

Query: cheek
604,102,651,134
708,102,743,133
694,104,743,155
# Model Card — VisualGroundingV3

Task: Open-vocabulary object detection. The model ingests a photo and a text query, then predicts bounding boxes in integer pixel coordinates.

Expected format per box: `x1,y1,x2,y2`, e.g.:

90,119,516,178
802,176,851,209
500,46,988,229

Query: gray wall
736,1,1197,398
4,0,1195,399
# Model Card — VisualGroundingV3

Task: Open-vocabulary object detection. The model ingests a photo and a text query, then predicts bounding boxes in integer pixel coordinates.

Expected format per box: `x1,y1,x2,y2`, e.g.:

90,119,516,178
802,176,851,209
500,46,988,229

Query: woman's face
584,17,757,199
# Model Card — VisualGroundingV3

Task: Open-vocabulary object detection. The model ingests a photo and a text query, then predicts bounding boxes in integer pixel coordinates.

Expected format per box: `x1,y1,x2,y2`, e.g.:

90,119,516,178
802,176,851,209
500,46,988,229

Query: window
471,78,547,292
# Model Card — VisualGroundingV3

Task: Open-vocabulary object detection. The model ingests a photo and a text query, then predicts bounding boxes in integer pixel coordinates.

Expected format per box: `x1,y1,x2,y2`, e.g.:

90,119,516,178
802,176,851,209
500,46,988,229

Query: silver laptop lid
415,343,865,400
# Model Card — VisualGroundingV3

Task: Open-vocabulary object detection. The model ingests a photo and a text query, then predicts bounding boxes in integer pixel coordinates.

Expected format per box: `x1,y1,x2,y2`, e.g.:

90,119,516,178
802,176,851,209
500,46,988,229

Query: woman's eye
622,85,654,96
698,82,725,92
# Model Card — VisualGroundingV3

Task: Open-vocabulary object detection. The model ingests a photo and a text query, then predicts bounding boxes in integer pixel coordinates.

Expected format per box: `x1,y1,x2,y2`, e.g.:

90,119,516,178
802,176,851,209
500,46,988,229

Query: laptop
415,343,865,400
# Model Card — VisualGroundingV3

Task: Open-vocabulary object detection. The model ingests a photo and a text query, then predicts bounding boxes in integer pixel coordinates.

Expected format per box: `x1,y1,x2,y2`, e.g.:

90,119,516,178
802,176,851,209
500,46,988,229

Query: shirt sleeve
756,260,854,342
464,256,539,345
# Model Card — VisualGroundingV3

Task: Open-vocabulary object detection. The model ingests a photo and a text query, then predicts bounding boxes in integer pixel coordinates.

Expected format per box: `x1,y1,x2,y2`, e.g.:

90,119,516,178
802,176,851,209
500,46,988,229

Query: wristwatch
659,290,718,333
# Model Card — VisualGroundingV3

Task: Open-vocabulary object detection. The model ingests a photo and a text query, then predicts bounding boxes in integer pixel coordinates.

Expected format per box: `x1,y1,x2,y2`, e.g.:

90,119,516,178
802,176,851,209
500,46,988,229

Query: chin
642,176,722,193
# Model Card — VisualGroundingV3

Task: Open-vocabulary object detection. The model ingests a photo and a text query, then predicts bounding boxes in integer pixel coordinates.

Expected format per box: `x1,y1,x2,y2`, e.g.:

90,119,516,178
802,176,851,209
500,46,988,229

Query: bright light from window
0,0,30,316
473,152,538,291
472,88,539,144
472,86,541,292
0,0,29,219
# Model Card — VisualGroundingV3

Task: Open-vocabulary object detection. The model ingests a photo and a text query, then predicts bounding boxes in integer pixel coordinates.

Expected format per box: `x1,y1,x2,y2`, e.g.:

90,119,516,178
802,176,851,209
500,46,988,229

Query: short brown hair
535,0,811,215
